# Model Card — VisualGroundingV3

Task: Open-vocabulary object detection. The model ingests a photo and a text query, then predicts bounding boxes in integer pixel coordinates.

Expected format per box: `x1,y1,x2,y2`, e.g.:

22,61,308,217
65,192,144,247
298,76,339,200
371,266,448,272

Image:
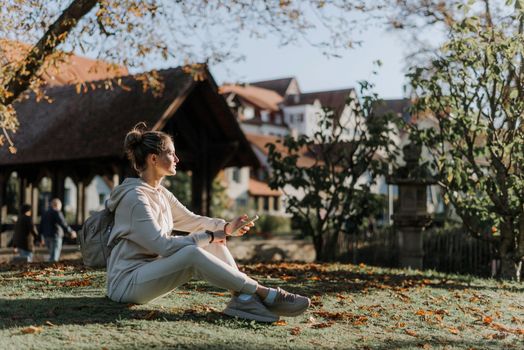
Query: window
296,113,304,123
231,168,241,183
273,196,280,211
236,197,247,208
99,194,106,206
244,107,255,119
261,111,269,123
263,196,269,211
253,196,259,210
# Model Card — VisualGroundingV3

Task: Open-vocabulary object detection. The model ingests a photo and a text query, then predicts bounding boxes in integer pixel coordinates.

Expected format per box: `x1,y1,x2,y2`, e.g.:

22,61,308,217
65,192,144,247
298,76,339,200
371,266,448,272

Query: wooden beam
152,83,195,132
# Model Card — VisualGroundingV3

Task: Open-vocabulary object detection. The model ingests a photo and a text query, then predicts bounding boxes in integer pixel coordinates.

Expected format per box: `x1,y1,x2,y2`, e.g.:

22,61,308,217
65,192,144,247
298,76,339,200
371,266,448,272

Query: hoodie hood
107,177,155,212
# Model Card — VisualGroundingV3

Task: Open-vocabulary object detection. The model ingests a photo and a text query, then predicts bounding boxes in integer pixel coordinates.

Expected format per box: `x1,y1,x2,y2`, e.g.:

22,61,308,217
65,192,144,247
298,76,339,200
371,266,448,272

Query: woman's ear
146,153,157,166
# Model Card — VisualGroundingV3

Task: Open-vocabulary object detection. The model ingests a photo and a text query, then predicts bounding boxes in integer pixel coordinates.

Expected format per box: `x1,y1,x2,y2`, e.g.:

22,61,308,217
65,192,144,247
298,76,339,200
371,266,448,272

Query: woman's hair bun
124,122,148,149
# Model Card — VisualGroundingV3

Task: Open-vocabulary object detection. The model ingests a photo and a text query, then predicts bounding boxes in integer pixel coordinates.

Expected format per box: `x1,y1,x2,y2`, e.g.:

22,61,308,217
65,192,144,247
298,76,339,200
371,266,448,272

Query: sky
208,25,408,100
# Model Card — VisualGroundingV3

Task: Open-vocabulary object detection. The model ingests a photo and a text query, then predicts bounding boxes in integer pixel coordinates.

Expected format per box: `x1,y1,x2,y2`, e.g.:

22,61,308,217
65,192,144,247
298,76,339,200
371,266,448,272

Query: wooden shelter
0,67,259,234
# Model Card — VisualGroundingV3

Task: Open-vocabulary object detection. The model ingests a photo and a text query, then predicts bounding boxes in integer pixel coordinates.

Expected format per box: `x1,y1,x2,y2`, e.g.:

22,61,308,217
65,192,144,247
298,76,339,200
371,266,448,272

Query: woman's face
156,140,179,177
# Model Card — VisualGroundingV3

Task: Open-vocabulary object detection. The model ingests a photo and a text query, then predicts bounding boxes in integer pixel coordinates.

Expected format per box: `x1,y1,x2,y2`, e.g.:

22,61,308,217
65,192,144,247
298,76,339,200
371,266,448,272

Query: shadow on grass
0,297,272,330
365,338,514,350
240,263,524,297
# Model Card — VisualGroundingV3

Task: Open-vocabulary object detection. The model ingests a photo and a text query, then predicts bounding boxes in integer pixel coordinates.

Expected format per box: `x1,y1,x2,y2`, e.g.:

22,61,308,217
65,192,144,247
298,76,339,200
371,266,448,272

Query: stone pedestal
388,142,435,270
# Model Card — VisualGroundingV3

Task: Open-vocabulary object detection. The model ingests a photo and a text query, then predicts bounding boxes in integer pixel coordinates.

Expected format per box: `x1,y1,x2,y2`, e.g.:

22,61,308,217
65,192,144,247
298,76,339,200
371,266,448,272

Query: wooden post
75,181,84,225
18,176,27,210
31,185,38,223
51,171,65,204
0,173,5,247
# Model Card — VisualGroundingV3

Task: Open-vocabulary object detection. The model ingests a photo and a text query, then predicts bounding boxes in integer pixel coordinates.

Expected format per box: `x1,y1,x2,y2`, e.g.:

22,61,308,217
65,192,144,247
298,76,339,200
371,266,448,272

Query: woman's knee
178,244,207,264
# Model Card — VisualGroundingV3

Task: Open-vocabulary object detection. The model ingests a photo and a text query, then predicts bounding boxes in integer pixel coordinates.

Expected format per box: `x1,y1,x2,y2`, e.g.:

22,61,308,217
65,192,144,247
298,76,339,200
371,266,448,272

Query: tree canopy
408,1,524,279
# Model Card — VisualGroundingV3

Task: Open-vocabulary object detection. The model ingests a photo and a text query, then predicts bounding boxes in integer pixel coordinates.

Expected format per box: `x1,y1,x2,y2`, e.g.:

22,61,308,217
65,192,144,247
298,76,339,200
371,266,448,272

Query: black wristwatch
205,230,214,243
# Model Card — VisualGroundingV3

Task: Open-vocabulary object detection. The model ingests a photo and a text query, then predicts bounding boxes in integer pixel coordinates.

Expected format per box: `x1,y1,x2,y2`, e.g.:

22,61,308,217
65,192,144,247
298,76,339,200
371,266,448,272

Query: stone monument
388,142,436,269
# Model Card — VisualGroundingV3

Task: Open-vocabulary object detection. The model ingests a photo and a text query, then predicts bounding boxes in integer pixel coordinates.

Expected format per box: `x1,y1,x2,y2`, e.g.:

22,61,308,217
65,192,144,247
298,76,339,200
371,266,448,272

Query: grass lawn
1,260,523,350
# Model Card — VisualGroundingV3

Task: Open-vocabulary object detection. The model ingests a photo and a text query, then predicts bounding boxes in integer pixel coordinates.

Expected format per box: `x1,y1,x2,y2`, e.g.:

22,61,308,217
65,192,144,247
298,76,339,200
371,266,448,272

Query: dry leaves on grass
290,327,301,335
405,329,418,337
312,310,368,326
58,278,91,287
311,321,335,329
20,326,43,334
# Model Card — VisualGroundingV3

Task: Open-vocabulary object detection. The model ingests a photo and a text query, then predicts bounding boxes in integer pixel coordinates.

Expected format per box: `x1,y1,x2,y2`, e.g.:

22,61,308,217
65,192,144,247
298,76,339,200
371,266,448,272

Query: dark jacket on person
13,215,39,252
40,208,72,238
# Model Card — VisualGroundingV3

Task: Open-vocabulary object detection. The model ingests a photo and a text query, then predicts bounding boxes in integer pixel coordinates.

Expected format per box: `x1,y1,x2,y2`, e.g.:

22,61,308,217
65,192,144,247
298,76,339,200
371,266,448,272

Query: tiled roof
371,99,412,122
248,178,281,196
0,67,258,169
0,39,128,86
220,84,283,111
245,133,316,168
250,77,295,97
283,88,355,117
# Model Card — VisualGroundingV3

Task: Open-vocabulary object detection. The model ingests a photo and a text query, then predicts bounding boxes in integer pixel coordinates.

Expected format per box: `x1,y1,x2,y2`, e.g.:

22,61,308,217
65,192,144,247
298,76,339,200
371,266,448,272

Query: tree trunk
315,230,339,262
1,0,99,106
313,233,324,262
499,221,520,281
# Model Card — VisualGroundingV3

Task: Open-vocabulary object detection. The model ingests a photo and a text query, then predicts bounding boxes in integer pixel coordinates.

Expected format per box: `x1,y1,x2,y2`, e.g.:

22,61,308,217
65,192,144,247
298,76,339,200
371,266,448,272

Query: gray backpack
78,207,118,267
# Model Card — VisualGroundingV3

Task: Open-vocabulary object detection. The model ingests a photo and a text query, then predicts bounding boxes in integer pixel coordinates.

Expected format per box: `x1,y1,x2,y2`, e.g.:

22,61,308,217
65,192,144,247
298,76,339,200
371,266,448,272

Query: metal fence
339,226,496,277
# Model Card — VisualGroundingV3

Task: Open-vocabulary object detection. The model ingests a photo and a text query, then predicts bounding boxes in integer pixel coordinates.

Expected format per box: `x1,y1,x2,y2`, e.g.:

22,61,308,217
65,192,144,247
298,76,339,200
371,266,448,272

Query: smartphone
230,215,259,236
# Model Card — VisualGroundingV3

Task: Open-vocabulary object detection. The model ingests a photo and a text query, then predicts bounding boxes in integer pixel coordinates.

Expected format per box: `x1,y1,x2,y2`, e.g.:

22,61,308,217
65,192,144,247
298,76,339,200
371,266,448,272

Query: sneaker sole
223,307,279,323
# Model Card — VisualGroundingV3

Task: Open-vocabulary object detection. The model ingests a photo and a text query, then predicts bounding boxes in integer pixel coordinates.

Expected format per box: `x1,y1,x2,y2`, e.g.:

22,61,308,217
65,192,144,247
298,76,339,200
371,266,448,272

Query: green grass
1,260,523,349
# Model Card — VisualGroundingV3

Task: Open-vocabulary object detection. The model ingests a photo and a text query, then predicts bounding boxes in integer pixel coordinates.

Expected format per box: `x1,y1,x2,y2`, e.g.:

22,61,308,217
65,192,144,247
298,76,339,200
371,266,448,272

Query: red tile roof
220,84,284,111
246,133,317,168
248,178,281,196
0,39,128,86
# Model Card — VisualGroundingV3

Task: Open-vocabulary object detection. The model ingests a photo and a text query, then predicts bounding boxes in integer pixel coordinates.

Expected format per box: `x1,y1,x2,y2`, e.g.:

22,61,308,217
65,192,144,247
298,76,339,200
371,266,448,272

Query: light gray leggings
119,243,259,304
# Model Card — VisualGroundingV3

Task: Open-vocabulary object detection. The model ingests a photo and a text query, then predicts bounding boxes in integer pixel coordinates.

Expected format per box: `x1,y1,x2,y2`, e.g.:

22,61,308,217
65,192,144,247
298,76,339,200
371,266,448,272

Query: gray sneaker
223,295,279,323
264,287,310,317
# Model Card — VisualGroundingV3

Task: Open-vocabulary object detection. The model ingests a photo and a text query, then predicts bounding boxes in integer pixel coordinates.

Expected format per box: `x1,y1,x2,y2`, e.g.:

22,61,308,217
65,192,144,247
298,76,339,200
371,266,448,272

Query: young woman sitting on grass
105,122,310,322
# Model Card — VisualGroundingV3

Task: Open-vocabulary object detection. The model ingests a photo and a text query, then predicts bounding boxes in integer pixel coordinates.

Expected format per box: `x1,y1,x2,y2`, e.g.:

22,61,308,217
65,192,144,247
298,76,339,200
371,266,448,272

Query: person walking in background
12,204,39,262
40,198,77,262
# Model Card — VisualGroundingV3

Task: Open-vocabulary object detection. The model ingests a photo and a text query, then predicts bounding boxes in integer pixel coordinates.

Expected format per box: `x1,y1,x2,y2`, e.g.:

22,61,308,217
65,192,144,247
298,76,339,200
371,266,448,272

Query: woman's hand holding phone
225,214,259,236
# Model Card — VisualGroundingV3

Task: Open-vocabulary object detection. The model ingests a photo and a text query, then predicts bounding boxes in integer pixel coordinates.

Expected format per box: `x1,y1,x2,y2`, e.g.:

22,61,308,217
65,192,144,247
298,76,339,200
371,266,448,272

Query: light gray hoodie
105,177,225,301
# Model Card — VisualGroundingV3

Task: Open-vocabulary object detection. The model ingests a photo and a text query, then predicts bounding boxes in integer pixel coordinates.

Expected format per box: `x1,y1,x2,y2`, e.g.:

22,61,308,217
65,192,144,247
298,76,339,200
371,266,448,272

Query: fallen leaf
483,316,493,325
405,329,417,337
209,292,227,297
60,279,91,287
492,333,507,340
21,326,43,334
290,327,301,335
311,321,334,329
44,321,55,327
448,328,460,335
274,320,287,326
